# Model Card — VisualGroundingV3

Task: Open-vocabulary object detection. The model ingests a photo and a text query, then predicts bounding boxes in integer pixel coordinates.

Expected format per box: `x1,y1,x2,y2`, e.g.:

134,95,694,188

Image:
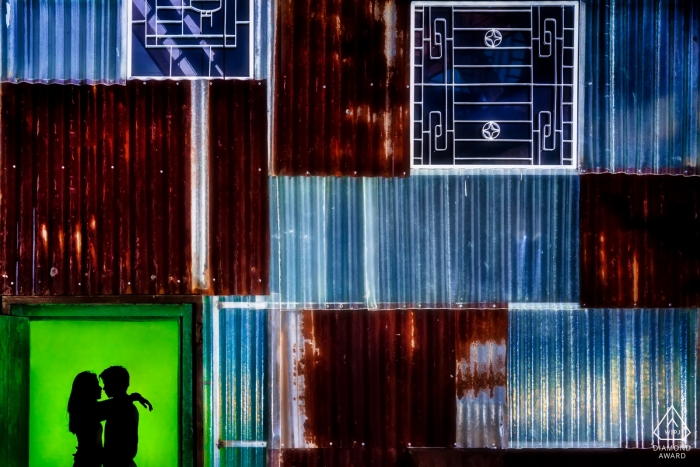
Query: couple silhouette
68,366,152,467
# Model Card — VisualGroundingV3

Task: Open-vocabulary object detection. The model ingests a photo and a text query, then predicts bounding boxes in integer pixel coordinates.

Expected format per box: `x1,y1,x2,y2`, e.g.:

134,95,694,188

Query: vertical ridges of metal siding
0,81,192,295
509,308,698,448
580,173,700,307
209,80,270,296
206,296,268,467
271,177,367,306
220,301,267,466
1,0,125,84
281,308,458,449
273,0,410,177
455,309,508,448
581,0,700,174
271,172,578,306
280,308,508,450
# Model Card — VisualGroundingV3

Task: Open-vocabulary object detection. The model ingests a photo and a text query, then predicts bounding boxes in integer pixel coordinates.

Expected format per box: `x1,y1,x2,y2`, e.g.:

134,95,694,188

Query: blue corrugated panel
270,177,365,307
509,307,699,448
581,0,700,174
270,171,579,307
1,0,126,84
204,297,267,467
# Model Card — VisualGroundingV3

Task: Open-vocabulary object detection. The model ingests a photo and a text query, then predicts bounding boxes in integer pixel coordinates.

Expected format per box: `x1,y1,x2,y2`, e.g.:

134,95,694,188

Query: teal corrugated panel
1,0,126,84
509,307,699,448
270,171,579,307
581,0,700,174
270,177,366,307
205,297,267,467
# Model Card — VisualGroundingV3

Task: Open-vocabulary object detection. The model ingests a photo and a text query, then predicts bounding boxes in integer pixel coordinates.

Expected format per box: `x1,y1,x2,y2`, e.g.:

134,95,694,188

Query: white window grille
411,1,579,168
129,0,254,79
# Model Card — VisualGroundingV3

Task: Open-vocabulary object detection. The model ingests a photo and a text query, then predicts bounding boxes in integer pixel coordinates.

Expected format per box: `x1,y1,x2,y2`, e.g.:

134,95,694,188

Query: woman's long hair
67,371,98,434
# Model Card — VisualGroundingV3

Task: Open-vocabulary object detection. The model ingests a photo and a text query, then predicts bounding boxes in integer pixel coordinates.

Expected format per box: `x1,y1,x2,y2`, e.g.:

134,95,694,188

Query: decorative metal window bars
129,0,253,78
411,2,579,168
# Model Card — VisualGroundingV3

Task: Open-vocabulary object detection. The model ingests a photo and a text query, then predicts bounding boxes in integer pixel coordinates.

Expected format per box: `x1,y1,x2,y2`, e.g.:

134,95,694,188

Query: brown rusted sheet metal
208,80,270,295
455,309,507,399
0,81,193,295
281,308,508,449
280,449,401,467
580,173,700,307
273,0,410,177
455,309,507,447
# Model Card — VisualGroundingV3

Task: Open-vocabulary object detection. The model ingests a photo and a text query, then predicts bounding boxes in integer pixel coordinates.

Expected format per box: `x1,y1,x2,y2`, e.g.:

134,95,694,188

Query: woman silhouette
68,371,152,467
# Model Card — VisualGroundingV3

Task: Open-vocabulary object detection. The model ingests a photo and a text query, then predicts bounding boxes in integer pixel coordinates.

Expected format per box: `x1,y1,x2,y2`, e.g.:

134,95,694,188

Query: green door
0,314,29,466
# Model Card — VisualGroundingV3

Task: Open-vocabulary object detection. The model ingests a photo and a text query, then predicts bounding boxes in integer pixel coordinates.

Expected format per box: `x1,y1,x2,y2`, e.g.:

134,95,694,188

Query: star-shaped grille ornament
484,29,503,48
482,122,501,140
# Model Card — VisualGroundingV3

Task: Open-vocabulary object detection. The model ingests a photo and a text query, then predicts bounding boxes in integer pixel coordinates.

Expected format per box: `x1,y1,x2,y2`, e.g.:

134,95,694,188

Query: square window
129,0,253,79
411,2,579,168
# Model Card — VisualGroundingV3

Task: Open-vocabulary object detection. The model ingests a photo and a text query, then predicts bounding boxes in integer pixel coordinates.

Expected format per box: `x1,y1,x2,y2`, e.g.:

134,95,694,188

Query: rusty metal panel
455,309,507,448
279,308,508,450
580,173,700,308
209,79,270,296
0,81,192,295
280,449,400,467
273,0,410,177
581,0,700,175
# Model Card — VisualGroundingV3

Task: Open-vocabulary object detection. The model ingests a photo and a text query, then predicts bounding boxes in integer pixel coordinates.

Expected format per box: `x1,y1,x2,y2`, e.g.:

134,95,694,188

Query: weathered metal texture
280,308,507,450
220,299,267,467
271,172,579,307
580,173,700,308
1,0,126,84
280,449,400,467
581,0,700,175
273,0,410,177
455,309,507,448
209,80,270,296
203,297,269,467
0,81,192,295
407,448,700,467
191,80,210,293
509,307,698,448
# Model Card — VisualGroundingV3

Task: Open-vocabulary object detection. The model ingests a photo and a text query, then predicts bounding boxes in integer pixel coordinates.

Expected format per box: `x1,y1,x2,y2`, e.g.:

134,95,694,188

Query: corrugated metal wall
0,81,192,295
509,307,698,448
203,297,268,467
273,0,410,177
280,449,400,467
1,0,126,84
271,172,579,307
279,308,507,451
406,449,700,466
581,0,700,174
580,173,700,308
0,79,269,296
209,80,270,296
455,309,507,449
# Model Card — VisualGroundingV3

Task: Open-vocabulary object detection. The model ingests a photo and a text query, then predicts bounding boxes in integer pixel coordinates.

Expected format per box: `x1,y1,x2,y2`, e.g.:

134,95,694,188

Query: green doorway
1,302,195,467
30,319,178,466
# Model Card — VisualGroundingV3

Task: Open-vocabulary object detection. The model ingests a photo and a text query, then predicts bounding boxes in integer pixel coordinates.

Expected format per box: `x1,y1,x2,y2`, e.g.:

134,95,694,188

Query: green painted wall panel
0,315,29,465
29,319,179,467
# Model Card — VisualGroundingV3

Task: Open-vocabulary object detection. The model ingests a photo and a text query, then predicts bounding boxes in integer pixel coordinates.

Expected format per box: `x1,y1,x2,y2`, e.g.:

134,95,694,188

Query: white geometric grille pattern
411,2,579,168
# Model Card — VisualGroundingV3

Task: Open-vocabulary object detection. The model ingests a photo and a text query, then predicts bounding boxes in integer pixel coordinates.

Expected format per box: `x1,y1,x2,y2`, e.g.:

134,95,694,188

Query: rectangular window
129,0,253,78
411,2,579,168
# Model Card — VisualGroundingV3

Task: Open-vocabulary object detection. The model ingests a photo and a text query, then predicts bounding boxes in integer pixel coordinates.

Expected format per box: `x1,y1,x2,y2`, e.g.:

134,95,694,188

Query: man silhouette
99,366,140,467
